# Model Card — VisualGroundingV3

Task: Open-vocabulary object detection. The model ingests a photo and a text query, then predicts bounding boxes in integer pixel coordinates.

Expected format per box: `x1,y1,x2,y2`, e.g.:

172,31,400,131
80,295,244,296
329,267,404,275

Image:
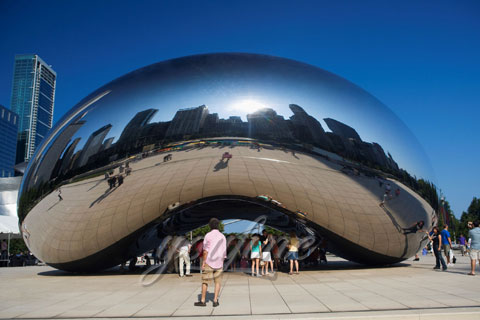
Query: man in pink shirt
194,218,226,307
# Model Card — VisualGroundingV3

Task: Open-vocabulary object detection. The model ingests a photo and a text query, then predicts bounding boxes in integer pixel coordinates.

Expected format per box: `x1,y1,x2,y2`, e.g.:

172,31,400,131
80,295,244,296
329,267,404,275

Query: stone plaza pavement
1,255,480,319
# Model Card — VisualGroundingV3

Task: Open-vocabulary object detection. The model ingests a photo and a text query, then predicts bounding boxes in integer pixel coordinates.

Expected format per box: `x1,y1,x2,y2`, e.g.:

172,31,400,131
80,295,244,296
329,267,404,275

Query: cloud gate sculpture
18,53,437,272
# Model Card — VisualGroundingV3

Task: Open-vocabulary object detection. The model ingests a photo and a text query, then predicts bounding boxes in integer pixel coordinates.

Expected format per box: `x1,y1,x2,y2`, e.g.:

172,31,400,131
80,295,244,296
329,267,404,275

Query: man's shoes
185,274,193,277
194,301,206,307
213,300,219,307
433,266,440,269
442,267,448,271
413,258,420,261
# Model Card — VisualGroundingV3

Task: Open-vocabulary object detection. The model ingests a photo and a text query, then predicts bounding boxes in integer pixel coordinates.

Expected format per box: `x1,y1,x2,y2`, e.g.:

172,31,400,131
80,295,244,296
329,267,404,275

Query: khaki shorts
202,264,223,285
443,244,451,257
470,249,480,261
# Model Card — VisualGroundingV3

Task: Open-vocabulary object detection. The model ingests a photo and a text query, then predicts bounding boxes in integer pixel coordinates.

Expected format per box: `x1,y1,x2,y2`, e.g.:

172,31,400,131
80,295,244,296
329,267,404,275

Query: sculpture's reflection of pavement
0,255,479,319
24,145,432,264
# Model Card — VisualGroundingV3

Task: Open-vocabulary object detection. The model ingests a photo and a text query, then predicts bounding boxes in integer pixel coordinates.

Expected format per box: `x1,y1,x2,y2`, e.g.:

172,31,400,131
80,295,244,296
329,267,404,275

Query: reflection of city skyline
44,103,400,186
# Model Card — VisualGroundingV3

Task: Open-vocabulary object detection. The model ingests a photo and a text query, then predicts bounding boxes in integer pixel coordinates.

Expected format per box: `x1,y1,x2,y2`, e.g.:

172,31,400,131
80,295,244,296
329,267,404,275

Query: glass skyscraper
0,105,19,177
10,54,56,163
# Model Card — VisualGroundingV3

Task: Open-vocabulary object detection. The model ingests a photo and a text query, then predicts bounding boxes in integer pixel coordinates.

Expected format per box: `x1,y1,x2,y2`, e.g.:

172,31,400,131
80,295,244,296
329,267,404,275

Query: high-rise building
75,124,112,168
324,118,362,141
289,104,330,148
26,120,85,188
117,109,158,143
247,108,293,140
165,105,209,138
0,105,19,177
10,54,56,163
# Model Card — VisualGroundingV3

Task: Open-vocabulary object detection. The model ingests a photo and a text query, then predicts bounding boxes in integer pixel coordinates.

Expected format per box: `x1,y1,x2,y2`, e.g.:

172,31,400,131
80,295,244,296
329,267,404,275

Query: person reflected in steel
288,231,300,275
57,188,63,201
395,188,401,197
194,218,226,307
402,220,425,235
426,226,447,271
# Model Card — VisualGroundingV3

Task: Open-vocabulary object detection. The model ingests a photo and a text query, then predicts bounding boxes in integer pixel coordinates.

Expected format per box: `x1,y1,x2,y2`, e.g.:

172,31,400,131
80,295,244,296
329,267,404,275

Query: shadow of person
197,292,215,303
47,201,60,211
87,179,105,191
213,160,228,172
90,186,118,207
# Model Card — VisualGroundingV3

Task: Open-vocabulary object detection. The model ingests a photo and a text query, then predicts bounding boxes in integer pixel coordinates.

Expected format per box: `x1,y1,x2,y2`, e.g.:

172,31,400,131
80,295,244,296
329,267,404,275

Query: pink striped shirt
203,229,227,269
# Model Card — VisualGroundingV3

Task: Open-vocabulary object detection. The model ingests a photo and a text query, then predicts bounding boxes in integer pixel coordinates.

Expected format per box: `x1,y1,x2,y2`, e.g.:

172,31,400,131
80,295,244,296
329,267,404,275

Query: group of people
146,230,318,278
247,230,300,276
0,241,37,267
378,181,401,207
105,162,131,190
190,219,308,307
422,222,480,275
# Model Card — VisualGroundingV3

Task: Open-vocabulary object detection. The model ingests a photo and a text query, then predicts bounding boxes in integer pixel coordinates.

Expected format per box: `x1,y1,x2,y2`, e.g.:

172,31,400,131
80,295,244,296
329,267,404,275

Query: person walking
459,234,467,256
288,231,300,275
194,218,226,307
178,236,192,277
426,227,447,271
250,234,262,277
468,221,480,276
441,225,453,265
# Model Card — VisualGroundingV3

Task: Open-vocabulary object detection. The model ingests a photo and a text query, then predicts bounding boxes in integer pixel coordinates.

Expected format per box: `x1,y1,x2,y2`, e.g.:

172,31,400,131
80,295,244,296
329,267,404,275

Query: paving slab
1,255,480,319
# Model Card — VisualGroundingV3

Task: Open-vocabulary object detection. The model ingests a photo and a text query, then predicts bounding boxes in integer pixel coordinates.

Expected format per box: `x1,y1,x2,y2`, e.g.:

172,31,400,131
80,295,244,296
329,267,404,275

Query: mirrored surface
19,53,437,271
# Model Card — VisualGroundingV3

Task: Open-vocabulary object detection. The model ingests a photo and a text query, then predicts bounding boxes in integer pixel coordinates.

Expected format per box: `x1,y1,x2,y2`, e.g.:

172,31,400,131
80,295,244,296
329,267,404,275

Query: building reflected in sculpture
18,53,437,272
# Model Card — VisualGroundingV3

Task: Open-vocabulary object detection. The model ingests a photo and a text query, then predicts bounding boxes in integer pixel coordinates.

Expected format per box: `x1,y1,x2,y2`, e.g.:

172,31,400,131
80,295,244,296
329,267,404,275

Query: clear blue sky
1,0,479,217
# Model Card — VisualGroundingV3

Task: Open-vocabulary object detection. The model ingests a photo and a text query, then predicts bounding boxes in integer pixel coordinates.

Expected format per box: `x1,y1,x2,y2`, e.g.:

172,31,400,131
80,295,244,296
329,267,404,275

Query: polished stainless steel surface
18,53,437,271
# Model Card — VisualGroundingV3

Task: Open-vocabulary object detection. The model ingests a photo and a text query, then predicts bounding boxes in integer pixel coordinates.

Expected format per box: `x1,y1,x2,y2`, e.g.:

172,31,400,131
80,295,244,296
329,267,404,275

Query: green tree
263,225,287,236
458,197,480,238
7,238,28,254
191,221,225,237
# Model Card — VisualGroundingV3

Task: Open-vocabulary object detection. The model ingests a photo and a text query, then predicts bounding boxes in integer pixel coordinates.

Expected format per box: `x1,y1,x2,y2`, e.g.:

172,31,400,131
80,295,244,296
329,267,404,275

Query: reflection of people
58,188,63,201
221,152,232,162
468,221,480,276
379,192,388,207
117,174,124,186
108,176,117,189
385,183,392,198
195,218,226,307
402,221,425,235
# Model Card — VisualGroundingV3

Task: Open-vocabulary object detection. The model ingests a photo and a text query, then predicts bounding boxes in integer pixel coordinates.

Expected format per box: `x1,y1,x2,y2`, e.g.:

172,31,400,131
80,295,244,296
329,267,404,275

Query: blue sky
1,0,479,217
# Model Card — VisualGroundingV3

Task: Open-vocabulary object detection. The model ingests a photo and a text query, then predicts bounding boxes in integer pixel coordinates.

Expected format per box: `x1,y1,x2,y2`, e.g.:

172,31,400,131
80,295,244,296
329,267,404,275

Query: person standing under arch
288,231,300,275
